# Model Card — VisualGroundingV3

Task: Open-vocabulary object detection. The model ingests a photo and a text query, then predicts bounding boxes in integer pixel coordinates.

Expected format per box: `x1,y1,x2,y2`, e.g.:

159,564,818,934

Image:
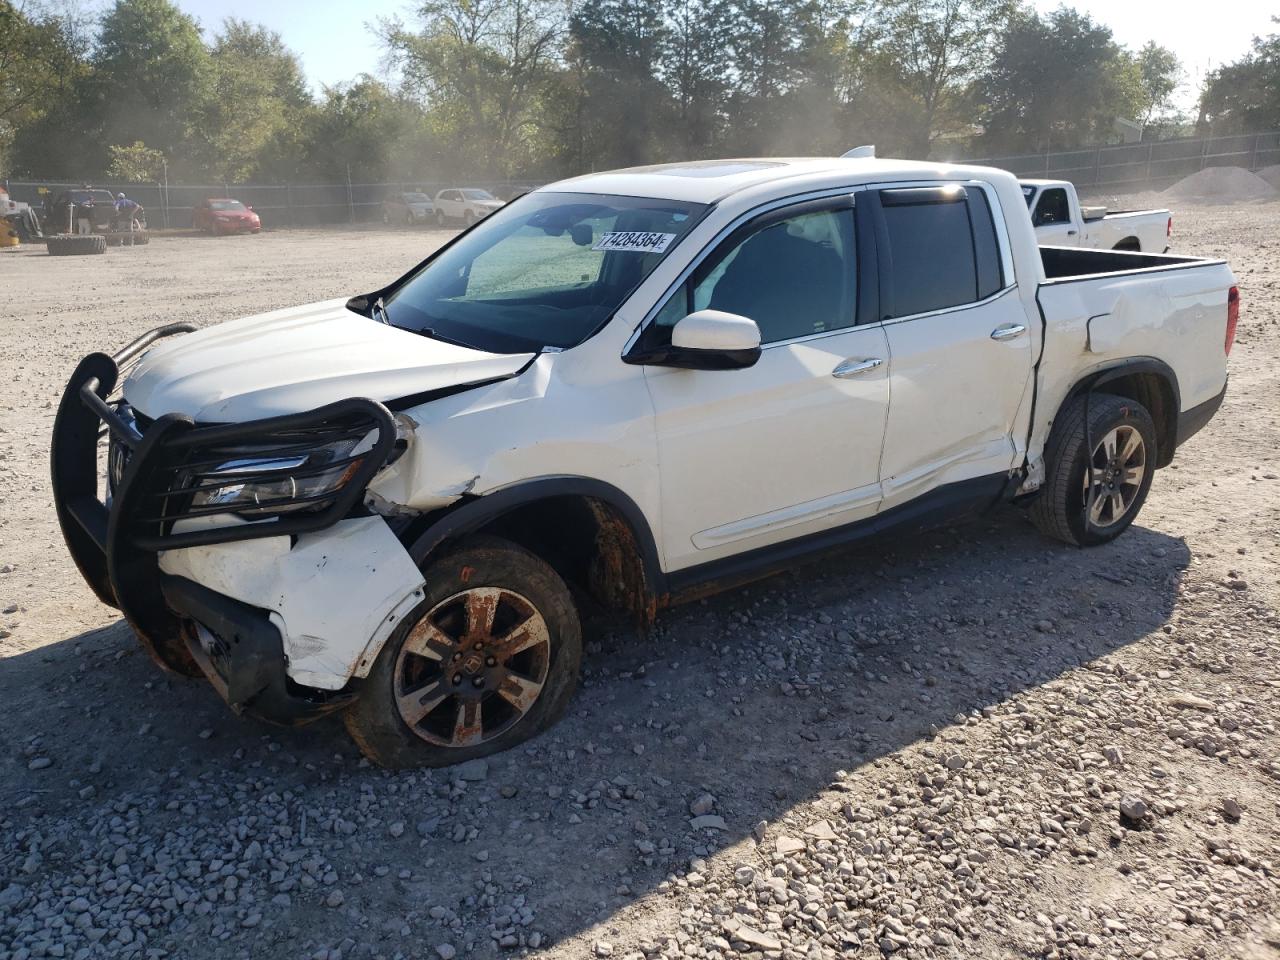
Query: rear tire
1030,392,1157,546
46,235,106,256
344,536,582,769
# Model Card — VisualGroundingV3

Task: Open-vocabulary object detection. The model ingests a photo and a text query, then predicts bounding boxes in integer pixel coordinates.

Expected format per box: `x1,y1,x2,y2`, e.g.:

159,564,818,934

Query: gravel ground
1,206,1277,960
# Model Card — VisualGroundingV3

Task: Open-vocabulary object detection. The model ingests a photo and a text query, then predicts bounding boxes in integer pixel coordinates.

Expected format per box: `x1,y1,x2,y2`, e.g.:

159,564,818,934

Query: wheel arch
1112,236,1141,251
401,478,666,624
1058,358,1180,467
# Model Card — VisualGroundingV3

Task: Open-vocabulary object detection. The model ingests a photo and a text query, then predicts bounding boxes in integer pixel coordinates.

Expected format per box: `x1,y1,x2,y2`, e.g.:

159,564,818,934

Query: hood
124,298,535,422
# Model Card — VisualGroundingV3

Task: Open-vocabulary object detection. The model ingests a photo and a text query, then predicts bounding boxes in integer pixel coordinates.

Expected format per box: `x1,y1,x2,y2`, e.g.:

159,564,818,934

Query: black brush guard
51,323,396,708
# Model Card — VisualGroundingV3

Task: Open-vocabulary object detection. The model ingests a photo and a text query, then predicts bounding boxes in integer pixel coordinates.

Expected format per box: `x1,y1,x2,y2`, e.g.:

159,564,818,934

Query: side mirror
629,310,762,370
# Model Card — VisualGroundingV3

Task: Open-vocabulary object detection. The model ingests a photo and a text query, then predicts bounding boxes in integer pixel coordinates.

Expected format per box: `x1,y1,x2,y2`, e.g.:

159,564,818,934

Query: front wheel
435,209,446,227
344,537,582,768
1030,392,1157,546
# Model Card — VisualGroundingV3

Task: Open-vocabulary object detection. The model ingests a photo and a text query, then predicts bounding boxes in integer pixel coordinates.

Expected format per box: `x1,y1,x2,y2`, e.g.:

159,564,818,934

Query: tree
381,0,564,176
0,1,89,170
567,0,673,167
979,7,1144,154
91,0,212,173
1197,19,1280,135
658,0,733,155
301,77,430,183
877,0,1015,155
199,19,311,181
107,139,165,180
1134,41,1180,127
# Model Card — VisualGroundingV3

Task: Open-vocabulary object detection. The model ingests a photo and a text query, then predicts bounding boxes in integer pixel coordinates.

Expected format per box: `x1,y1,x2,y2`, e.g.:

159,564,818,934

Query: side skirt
663,473,1009,606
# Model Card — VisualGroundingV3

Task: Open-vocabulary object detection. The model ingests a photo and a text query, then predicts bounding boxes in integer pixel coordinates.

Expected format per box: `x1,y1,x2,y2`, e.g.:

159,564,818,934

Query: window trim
861,178,1016,327
622,186,867,358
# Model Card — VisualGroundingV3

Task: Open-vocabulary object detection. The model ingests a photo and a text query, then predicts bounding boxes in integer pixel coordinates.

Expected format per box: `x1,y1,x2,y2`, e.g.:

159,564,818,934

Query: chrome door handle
990,324,1027,341
832,357,884,378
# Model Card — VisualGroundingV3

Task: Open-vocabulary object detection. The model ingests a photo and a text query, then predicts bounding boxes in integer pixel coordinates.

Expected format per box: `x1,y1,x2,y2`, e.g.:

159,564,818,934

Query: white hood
124,298,534,422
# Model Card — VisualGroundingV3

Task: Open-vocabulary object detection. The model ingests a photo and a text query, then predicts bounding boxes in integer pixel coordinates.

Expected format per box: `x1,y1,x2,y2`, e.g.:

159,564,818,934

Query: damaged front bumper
50,325,414,724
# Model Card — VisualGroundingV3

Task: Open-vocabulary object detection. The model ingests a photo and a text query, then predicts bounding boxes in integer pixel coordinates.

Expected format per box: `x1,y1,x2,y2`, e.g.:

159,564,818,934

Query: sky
156,0,1278,110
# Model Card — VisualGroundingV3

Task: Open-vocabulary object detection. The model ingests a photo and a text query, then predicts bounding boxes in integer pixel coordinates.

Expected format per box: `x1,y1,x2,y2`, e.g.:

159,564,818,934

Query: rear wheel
344,537,582,768
1030,392,1156,546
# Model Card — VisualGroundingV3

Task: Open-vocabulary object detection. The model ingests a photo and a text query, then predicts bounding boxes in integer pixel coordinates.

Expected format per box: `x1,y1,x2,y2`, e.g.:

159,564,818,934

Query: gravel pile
1256,164,1280,191
2,209,1278,959
1163,166,1278,202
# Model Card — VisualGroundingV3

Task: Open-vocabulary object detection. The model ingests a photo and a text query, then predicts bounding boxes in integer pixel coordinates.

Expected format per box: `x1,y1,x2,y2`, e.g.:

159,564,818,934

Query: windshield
68,191,114,204
379,192,706,353
403,193,431,203
462,189,497,202
210,200,246,211
1021,185,1036,208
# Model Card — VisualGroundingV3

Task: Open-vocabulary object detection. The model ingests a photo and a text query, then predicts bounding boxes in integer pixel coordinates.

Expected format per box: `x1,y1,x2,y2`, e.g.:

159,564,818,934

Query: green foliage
979,7,1145,153
92,0,211,173
107,139,165,180
1134,41,1181,126
0,1,88,170
1199,19,1280,134
198,19,310,182
0,0,1272,183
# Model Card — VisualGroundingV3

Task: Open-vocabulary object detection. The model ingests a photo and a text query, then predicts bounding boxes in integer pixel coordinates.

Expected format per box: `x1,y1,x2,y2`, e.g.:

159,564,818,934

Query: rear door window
875,184,1004,318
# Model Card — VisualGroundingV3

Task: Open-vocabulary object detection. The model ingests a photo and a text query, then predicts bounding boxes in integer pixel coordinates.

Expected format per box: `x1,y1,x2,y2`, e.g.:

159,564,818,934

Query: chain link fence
1,178,545,231
8,130,1278,230
965,130,1280,193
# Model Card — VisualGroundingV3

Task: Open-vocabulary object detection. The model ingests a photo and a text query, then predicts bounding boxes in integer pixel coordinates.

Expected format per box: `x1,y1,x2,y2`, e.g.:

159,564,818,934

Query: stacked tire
46,235,107,256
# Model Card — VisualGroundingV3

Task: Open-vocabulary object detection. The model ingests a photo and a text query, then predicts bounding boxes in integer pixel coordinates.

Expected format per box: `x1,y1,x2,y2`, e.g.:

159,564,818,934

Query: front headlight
190,437,366,518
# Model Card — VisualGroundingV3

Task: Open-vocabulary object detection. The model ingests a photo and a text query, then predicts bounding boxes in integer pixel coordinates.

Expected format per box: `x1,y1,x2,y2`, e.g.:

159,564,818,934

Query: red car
193,198,261,234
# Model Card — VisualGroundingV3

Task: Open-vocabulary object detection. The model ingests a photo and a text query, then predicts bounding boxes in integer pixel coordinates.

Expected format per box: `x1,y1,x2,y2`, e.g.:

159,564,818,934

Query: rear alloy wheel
344,537,581,768
1030,392,1157,546
1081,424,1146,528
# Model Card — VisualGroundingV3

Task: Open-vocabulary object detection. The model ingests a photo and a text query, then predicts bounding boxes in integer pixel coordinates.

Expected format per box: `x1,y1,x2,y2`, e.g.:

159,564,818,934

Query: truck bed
1039,245,1206,280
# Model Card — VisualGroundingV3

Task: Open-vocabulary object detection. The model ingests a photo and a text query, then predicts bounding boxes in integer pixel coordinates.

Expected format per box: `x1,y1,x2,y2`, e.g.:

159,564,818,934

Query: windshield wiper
372,297,390,325
415,326,480,350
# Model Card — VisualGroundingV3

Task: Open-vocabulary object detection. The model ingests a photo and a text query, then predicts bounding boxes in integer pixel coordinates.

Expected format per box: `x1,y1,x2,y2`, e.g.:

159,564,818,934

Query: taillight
1167,215,1173,238
1225,286,1239,355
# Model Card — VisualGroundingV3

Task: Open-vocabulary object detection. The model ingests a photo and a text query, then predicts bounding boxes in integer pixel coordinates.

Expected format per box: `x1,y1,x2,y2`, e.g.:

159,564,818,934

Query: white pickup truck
53,157,1236,768
1021,179,1172,252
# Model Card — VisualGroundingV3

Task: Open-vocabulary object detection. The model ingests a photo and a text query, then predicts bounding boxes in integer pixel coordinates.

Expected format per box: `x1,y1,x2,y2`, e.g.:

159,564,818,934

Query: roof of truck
541,158,1005,204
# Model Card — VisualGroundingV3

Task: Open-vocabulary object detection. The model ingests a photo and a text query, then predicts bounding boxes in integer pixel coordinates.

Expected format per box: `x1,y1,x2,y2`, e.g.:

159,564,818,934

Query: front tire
344,537,582,768
1030,392,1157,546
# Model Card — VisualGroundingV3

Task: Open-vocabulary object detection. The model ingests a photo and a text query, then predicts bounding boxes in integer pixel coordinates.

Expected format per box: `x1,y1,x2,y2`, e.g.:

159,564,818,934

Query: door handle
990,324,1027,341
1067,229,1077,236
832,357,884,378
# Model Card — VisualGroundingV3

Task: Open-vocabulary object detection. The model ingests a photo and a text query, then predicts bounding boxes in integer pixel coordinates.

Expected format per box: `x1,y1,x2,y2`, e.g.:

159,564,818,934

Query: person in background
113,192,143,232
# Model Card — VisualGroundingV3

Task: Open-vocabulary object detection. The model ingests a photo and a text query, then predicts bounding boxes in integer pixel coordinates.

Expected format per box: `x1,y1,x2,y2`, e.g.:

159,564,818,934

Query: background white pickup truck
1021,178,1171,252
53,157,1236,768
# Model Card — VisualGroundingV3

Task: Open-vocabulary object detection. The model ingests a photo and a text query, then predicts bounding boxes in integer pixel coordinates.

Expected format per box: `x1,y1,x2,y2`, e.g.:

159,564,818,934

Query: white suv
433,188,504,226
52,158,1233,767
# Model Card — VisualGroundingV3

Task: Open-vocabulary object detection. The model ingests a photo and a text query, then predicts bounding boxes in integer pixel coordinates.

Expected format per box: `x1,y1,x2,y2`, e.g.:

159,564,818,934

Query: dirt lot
1,206,1278,960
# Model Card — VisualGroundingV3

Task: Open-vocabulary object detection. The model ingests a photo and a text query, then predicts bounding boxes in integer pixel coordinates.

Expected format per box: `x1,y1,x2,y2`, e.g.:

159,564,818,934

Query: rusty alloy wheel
394,586,551,748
